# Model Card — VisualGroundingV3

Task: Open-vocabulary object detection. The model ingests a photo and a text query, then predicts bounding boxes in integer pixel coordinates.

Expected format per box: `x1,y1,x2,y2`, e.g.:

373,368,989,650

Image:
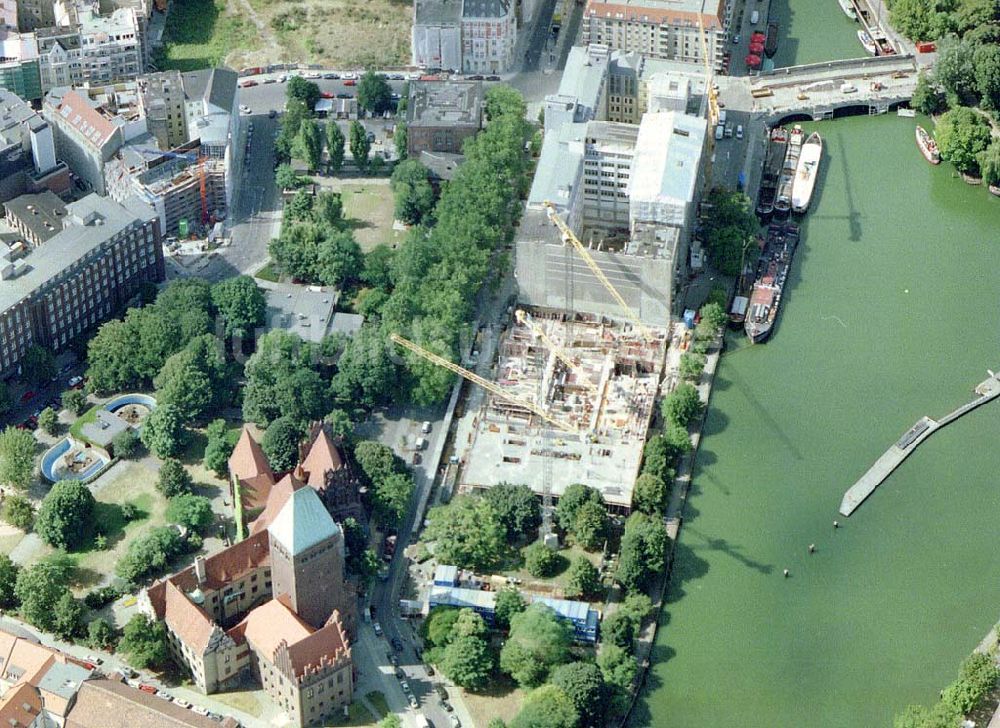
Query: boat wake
822,315,848,328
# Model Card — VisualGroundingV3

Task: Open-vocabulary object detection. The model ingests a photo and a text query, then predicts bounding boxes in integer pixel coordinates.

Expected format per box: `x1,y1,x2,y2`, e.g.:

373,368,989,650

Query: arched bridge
725,55,920,123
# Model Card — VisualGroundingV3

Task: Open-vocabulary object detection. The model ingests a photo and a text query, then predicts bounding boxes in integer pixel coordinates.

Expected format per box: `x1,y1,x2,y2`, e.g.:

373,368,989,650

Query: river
635,26,1000,728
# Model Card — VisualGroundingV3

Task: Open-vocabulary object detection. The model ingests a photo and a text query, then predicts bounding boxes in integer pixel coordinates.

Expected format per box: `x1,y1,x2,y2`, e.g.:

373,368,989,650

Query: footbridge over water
726,55,920,123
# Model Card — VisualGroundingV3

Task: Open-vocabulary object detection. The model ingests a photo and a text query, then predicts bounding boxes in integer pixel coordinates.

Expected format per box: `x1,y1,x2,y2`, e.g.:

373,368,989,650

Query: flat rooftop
4,190,68,243
407,81,483,128
630,111,707,208
261,282,363,344
584,0,725,26
414,0,463,25
460,310,666,510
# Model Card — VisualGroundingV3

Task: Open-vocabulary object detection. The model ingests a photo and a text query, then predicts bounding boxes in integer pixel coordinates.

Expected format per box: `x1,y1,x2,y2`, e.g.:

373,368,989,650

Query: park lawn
254,261,282,283
210,687,264,717
339,184,404,251
26,462,167,591
328,700,376,726
157,0,259,72
364,690,389,718
243,0,410,69
460,677,525,727
68,405,99,444
500,541,605,597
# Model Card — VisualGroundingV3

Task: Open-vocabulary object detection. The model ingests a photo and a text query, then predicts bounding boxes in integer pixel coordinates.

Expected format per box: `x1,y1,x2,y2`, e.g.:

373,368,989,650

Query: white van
736,124,744,139
715,124,724,140
750,9,759,23
718,109,727,124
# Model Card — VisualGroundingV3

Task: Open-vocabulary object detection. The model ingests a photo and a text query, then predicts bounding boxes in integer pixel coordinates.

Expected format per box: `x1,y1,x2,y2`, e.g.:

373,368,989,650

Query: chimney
194,555,206,585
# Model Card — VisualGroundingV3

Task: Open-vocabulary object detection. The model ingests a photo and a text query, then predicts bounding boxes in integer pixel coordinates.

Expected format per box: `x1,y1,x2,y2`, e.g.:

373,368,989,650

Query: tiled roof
268,487,340,556
52,90,118,149
249,472,305,536
300,426,343,489
163,581,216,655
284,614,350,678
228,426,273,486
1,637,58,684
0,682,42,727
65,678,220,728
238,598,313,661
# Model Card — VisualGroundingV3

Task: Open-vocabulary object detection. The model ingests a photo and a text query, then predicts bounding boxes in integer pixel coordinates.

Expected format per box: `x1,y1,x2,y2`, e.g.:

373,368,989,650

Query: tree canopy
166,494,215,532
119,614,169,668
510,685,578,728
15,558,72,631
212,276,267,341
115,526,185,583
358,71,393,114
156,458,193,498
494,587,527,629
22,346,55,385
391,159,435,225
565,555,602,599
286,76,320,109
141,403,187,459
617,512,669,592
0,426,36,489
349,120,371,170
35,480,95,551
242,331,327,427
483,482,542,543
936,106,992,174
500,603,573,687
327,122,346,171
425,496,507,571
551,661,607,727
700,187,757,275
662,382,703,428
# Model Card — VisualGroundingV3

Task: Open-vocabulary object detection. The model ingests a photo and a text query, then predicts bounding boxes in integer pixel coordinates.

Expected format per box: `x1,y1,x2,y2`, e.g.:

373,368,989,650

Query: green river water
636,13,1000,727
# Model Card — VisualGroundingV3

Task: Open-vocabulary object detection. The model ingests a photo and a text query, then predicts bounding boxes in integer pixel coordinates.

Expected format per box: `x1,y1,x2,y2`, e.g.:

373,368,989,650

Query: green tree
156,458,193,498
524,542,561,578
617,512,669,592
633,472,669,515
349,120,370,170
390,159,435,225
662,382,703,428
287,76,320,109
484,85,527,122
262,416,302,472
510,684,578,728
37,407,58,435
0,554,19,608
483,482,541,543
500,603,573,687
35,480,95,551
942,652,1000,712
890,0,937,40
936,106,992,174
679,351,706,381
21,345,55,385
329,325,398,407
494,587,526,630
620,592,654,624
565,556,601,599
166,494,215,532
372,472,413,528
441,633,494,689
154,279,214,344
52,591,84,640
912,72,949,115
358,71,393,114
551,661,607,727
62,389,87,416
555,483,602,532
354,441,398,482
573,499,609,550
425,496,507,571
294,118,324,171
203,419,234,477
602,610,635,651
315,191,344,227
378,716,403,728
115,527,184,583
597,644,636,713
275,163,301,190
15,559,72,631
700,187,757,275
119,614,168,668
87,618,117,650
285,190,316,224
935,37,979,104
270,221,321,280
0,426,36,489
394,123,408,160
112,428,141,459
699,301,728,331
326,122,346,172
362,245,396,290
242,331,327,426
212,275,267,341
2,494,33,531
323,409,354,443
140,403,186,458
980,139,1000,186
154,349,215,423
315,230,363,287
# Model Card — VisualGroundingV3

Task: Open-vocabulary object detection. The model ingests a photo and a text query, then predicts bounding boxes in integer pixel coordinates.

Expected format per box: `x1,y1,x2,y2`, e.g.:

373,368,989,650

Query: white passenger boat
839,0,857,20
792,132,823,214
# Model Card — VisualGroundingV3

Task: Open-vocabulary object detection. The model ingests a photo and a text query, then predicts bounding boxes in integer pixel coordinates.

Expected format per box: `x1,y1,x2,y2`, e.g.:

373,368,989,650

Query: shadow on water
628,538,710,727
768,0,800,68
682,524,775,576
809,128,863,241
723,361,804,460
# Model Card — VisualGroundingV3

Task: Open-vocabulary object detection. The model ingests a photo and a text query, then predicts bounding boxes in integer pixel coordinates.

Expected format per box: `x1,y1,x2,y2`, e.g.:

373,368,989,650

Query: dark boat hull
765,22,779,58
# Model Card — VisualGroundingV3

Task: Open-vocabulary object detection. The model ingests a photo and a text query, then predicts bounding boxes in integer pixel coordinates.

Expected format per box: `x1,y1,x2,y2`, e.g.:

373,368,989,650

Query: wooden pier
840,372,1000,516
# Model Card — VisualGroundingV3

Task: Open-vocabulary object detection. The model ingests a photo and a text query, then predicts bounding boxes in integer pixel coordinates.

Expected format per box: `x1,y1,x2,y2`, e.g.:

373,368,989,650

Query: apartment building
406,80,483,157
461,0,516,74
36,5,142,92
412,0,462,71
0,193,162,376
142,481,355,727
581,0,728,72
0,30,43,101
139,70,187,150
0,88,70,204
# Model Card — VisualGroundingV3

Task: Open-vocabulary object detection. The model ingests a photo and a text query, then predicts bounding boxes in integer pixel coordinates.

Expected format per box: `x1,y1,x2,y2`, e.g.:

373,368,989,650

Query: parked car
424,664,435,676
239,80,258,88
262,77,277,84
336,93,353,99
467,75,484,80
392,637,403,652
304,71,321,79
68,375,84,388
174,699,192,709
372,621,382,636
20,390,36,403
85,654,104,665
323,72,341,79
440,700,453,712
344,79,357,87
395,668,405,679
400,680,410,692
320,91,334,98
268,109,278,118
192,706,210,716
421,421,432,434
411,452,422,466
408,694,419,709
486,75,501,81
390,654,399,667
138,684,158,695
436,685,449,700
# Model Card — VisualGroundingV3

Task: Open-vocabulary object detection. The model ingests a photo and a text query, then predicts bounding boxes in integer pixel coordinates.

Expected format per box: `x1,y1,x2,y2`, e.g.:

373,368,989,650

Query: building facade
461,0,516,74
581,0,728,72
0,193,162,376
405,80,483,157
412,0,462,71
139,70,188,150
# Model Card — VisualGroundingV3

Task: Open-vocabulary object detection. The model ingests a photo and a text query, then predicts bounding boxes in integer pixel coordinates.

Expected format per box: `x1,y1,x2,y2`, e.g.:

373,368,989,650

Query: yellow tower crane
542,202,657,342
515,310,599,397
389,333,578,434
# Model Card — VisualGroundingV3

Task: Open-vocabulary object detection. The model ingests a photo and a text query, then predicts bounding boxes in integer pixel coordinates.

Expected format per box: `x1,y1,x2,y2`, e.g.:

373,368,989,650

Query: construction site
457,307,668,513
